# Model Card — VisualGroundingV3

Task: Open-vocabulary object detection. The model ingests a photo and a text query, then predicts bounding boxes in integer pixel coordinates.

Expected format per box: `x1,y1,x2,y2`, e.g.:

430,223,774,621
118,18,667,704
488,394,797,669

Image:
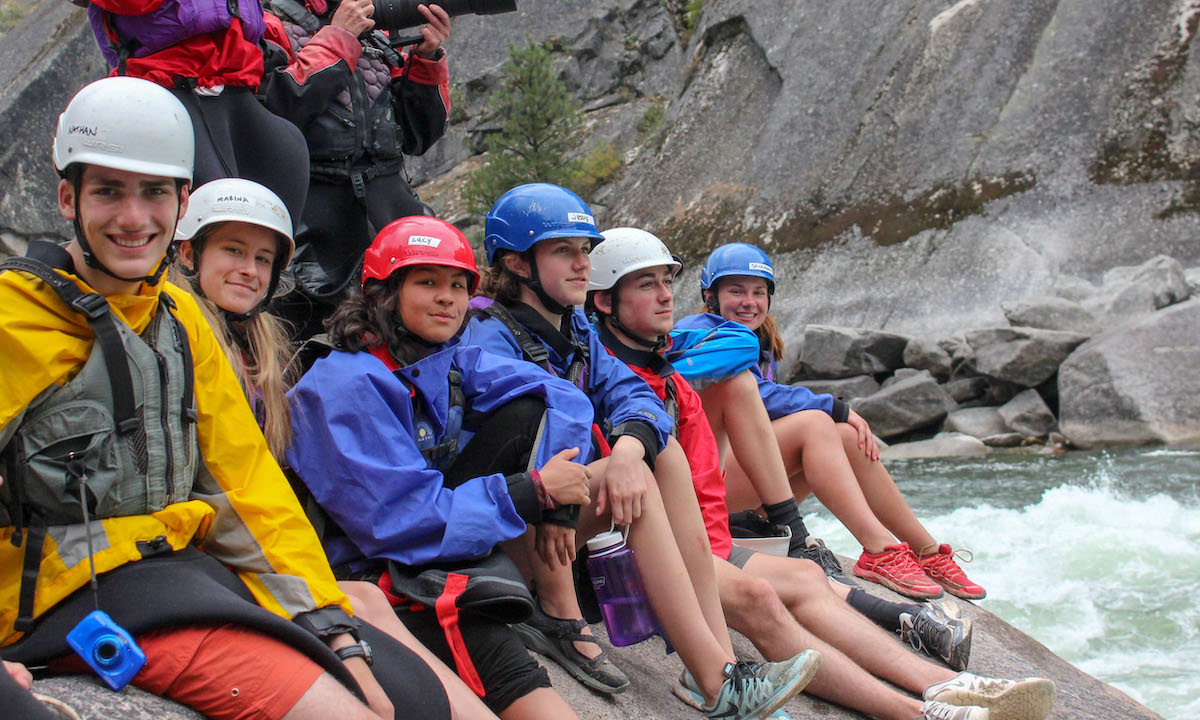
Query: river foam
803,448,1200,720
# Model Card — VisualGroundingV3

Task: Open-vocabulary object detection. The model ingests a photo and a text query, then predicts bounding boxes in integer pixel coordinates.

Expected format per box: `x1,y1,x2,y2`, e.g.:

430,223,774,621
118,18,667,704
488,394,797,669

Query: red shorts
53,624,324,720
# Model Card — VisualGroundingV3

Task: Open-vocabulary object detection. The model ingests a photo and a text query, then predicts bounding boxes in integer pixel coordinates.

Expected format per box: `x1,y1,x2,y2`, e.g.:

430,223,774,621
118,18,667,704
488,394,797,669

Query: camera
66,610,147,691
373,0,517,31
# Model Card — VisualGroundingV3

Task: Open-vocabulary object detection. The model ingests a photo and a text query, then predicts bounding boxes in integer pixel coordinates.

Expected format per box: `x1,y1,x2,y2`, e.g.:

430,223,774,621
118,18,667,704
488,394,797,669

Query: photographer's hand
331,0,376,36
414,4,451,59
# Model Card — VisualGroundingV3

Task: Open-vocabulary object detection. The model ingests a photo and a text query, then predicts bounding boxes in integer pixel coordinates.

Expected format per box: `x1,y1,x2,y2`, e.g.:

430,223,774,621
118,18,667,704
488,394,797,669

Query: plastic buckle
351,173,367,199
71,292,110,320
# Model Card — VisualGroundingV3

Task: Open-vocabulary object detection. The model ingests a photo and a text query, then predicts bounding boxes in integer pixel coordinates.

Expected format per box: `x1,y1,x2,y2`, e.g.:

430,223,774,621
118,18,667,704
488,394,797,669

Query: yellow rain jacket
0,253,351,645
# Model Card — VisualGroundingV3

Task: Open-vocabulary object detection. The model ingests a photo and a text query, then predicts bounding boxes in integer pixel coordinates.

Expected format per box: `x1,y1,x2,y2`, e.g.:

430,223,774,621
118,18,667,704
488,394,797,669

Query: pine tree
462,40,582,214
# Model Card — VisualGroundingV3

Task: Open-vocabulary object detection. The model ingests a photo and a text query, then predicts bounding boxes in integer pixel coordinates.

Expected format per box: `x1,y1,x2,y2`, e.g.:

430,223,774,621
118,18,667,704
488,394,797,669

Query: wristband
530,469,560,510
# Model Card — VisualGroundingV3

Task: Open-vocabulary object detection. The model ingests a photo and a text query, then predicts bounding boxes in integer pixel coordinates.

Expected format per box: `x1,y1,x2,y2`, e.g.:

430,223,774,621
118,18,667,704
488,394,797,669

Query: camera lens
372,0,517,31
93,636,123,666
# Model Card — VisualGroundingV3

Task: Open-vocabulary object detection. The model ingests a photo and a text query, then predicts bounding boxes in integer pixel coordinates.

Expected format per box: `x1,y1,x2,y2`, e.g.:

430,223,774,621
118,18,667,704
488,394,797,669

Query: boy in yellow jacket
0,76,447,720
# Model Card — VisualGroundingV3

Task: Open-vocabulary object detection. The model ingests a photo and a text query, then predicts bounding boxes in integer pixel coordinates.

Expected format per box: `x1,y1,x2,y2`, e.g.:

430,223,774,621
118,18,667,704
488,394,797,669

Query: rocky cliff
4,0,1200,336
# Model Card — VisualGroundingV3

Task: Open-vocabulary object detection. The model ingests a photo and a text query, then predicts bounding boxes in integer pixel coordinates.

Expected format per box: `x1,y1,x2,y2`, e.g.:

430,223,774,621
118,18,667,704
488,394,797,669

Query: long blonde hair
170,266,297,461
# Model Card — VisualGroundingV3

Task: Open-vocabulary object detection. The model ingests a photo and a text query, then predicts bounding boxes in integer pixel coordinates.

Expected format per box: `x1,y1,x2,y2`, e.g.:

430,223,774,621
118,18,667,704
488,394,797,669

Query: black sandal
513,604,630,694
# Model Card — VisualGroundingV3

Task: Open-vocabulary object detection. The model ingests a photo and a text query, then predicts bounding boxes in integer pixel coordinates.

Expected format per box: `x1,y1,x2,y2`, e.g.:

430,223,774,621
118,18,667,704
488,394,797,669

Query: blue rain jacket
286,339,596,567
674,313,843,421
462,307,671,459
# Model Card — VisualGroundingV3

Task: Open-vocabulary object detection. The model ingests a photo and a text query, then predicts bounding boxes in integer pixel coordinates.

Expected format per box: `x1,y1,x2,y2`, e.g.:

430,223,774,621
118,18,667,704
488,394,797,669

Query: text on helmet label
748,262,773,275
409,235,443,247
567,212,596,226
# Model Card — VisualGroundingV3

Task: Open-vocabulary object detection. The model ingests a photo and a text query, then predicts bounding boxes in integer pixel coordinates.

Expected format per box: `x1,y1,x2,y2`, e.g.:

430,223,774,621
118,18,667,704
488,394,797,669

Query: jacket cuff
294,606,359,639
610,420,659,473
505,472,543,524
404,50,449,85
313,25,363,66
830,399,850,424
541,504,579,529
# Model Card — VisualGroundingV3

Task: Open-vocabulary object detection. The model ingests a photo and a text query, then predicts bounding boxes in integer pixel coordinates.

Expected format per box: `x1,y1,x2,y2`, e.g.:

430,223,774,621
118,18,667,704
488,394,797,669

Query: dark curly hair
325,271,429,367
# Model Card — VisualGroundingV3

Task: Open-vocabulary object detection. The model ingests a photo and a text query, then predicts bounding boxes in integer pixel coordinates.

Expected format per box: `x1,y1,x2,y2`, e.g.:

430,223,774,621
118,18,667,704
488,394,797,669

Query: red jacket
596,325,733,560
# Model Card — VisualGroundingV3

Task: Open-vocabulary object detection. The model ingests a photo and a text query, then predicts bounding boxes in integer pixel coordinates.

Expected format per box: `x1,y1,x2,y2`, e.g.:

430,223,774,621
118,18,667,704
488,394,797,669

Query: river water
801,446,1200,720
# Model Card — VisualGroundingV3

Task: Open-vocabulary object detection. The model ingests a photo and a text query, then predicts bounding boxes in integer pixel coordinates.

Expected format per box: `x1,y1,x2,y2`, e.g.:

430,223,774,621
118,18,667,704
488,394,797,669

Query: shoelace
925,548,975,576
727,661,775,706
804,540,843,576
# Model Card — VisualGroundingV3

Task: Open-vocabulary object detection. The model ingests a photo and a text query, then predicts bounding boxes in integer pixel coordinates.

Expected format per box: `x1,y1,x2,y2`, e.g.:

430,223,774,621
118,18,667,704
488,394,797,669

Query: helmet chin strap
511,253,571,316
605,294,667,352
72,184,177,287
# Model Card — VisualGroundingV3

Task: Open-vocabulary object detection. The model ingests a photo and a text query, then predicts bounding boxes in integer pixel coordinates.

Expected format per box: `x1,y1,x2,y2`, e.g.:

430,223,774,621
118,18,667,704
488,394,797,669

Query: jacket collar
596,321,676,379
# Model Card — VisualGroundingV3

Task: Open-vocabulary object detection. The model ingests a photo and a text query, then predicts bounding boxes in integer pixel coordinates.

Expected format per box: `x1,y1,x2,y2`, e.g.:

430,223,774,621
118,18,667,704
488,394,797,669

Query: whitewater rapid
803,447,1200,720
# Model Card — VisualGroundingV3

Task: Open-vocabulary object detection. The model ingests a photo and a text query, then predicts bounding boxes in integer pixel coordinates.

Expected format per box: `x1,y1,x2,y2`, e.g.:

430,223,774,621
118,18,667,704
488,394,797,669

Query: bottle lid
586,529,625,554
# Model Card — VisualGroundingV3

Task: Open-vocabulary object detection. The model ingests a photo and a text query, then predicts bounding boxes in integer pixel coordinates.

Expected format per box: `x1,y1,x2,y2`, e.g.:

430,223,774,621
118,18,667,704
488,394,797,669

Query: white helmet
53,76,194,182
176,178,295,268
589,227,682,291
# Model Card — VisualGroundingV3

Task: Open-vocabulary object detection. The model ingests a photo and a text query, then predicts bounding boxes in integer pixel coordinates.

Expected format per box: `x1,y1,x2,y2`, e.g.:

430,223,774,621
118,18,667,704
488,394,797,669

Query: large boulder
1083,255,1192,329
943,407,1008,439
1049,275,1099,303
849,369,954,438
792,375,881,401
1001,296,1099,335
998,389,1059,438
880,431,988,459
903,336,953,380
794,325,910,379
1185,266,1200,294
1100,255,1191,309
963,327,1089,387
1059,298,1200,447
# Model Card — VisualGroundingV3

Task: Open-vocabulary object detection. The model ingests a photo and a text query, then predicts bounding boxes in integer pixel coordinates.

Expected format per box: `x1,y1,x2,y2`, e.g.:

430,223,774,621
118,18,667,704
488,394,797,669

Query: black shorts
397,605,551,713
727,544,757,569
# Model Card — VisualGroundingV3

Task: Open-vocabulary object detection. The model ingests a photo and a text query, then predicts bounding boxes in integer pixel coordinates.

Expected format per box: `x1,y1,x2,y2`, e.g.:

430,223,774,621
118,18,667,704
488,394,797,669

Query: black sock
762,498,809,544
845,588,924,634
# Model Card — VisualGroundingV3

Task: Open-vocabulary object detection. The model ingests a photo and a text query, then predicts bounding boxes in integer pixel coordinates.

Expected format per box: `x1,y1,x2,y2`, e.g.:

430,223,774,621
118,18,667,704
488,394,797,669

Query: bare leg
714,557,926,720
835,424,938,553
576,456,737,703
741,553,955,693
655,437,735,657
339,582,499,720
696,370,793,506
497,688,580,720
723,410,897,553
283,672,386,720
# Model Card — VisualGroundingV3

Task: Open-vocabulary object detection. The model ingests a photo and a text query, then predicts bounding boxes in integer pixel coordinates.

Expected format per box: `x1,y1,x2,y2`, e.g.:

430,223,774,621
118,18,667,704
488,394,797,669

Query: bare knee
284,672,380,720
772,559,829,606
724,574,790,633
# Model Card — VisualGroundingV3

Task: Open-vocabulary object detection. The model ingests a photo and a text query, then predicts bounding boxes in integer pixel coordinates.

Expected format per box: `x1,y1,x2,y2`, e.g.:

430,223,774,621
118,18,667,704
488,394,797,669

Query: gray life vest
0,252,200,630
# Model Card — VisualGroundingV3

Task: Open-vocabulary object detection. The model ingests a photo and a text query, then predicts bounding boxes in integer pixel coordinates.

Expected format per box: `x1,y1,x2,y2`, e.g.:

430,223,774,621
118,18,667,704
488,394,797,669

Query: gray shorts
726,544,757,569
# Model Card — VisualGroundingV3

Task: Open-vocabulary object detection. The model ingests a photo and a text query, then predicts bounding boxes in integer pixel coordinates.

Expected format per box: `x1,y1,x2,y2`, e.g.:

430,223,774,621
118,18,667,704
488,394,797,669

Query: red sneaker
853,543,944,599
919,545,987,600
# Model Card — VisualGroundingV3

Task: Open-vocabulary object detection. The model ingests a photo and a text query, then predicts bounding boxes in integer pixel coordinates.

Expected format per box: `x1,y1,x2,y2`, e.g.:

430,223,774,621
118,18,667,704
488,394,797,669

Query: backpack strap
268,0,322,34
418,368,466,470
663,376,680,440
0,257,139,436
475,304,552,371
159,292,198,426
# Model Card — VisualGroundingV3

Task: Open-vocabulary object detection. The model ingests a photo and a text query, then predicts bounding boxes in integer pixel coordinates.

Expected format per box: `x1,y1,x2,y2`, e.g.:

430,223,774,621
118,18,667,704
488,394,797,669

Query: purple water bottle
586,529,657,647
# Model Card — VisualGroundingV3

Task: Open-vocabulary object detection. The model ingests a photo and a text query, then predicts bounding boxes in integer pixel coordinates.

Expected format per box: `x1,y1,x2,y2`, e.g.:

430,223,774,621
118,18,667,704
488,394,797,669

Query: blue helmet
484,183,605,265
700,242,776,295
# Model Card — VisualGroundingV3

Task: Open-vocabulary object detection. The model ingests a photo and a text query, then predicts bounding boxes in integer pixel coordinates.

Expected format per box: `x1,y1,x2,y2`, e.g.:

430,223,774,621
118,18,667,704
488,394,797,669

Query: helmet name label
567,212,595,226
748,262,774,275
68,125,99,137
215,195,249,203
408,235,443,248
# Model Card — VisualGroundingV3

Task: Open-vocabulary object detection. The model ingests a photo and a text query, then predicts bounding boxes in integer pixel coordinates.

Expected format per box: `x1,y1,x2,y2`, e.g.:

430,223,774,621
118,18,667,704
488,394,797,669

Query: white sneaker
923,672,1056,720
918,701,989,719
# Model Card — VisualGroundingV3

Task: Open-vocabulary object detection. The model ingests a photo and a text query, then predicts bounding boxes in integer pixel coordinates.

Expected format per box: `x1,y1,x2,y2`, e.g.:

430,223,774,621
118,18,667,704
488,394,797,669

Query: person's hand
331,0,376,36
595,436,647,525
538,447,590,507
413,4,450,59
328,633,393,719
845,410,879,461
535,523,576,567
4,661,33,691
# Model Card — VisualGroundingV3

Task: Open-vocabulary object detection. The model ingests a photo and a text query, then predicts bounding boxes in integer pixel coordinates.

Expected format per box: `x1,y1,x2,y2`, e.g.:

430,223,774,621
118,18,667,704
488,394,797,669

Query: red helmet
362,216,480,292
